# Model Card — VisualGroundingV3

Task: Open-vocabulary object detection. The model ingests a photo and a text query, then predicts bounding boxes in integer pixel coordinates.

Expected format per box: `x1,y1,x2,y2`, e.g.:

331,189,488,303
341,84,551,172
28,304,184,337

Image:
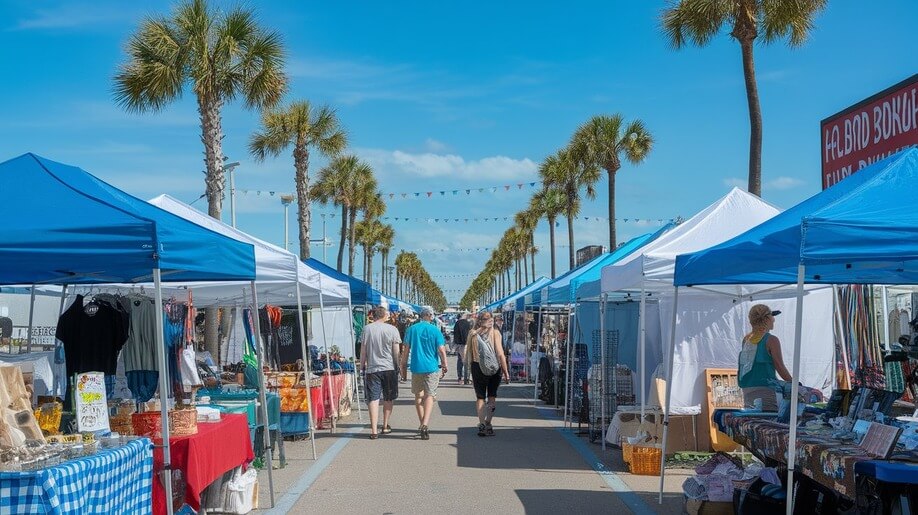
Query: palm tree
661,0,827,196
355,218,385,284
531,185,567,279
249,102,347,259
350,190,383,277
570,115,653,249
539,149,598,271
114,0,286,360
514,210,539,283
377,224,395,292
115,0,286,220
310,155,373,272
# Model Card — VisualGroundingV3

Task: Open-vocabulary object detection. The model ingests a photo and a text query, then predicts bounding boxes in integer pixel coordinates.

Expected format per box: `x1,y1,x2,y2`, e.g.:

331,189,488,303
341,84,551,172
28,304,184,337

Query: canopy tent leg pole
600,294,607,451
563,309,574,418
534,305,543,401
318,288,335,432
786,265,806,515
659,286,679,504
639,282,646,423
294,281,318,460
53,285,68,397
152,268,174,515
881,285,891,351
347,298,362,422
249,282,276,508
509,309,517,383
26,285,36,353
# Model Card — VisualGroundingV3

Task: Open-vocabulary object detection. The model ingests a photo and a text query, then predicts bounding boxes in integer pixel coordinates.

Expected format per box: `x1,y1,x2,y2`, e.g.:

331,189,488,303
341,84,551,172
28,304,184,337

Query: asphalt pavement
254,354,688,514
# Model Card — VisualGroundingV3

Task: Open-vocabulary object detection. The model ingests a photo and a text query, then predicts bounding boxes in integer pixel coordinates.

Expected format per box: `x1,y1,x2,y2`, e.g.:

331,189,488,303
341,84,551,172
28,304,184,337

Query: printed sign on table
74,371,110,433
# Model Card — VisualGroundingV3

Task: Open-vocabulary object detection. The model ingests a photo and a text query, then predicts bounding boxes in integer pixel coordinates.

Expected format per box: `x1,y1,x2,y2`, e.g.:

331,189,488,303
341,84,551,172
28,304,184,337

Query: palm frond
660,0,730,49
760,0,827,47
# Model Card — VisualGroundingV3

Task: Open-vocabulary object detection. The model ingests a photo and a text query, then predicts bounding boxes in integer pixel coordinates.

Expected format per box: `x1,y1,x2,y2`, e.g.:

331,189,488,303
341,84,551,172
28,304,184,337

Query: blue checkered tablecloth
0,438,153,514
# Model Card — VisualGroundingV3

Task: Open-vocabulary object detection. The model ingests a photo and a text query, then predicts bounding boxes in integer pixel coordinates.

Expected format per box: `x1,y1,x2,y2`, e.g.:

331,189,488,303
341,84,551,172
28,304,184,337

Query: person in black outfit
452,313,472,384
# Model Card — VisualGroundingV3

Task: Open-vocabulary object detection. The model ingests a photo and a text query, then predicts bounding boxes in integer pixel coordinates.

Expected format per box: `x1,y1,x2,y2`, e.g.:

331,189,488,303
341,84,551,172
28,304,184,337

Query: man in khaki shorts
400,306,447,440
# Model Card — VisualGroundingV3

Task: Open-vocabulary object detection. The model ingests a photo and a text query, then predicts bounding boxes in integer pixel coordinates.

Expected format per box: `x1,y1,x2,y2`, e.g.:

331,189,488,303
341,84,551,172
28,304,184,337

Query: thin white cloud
358,147,537,181
723,177,746,189
424,138,448,153
13,6,138,30
765,176,805,191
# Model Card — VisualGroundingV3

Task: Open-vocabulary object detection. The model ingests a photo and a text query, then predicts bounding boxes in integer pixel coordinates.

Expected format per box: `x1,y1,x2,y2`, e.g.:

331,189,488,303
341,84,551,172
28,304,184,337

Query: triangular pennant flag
402,193,408,199
389,193,395,199
414,193,420,197
478,188,485,193
529,182,536,187
257,191,261,196
490,187,497,193
426,192,433,198
452,190,458,195
269,191,275,196
504,185,510,191
435,218,439,222
624,218,629,222
465,189,471,195
517,183,523,189
440,191,445,196
464,218,468,222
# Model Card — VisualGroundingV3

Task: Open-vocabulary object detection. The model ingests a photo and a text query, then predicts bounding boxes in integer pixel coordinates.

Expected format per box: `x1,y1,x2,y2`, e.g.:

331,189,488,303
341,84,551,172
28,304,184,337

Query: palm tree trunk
607,168,617,250
294,146,311,259
199,96,225,363
348,208,358,276
337,204,347,272
523,249,529,284
548,217,557,279
531,233,536,279
367,252,374,287
381,251,388,292
566,211,575,271
739,37,763,197
506,268,512,295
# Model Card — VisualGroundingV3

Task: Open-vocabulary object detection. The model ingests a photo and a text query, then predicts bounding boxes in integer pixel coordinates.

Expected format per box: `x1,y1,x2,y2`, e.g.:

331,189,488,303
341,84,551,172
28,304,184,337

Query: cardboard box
684,497,733,515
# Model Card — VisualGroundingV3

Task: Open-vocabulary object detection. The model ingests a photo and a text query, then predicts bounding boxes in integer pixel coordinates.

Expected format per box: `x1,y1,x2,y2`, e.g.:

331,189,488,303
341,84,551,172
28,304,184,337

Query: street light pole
322,214,327,264
225,161,241,228
280,194,294,252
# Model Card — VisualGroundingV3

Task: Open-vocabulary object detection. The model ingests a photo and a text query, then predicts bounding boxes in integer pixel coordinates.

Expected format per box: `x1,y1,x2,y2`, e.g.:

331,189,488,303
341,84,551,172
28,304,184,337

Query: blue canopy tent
545,224,674,305
0,153,258,514
479,276,550,312
303,257,382,306
668,149,918,512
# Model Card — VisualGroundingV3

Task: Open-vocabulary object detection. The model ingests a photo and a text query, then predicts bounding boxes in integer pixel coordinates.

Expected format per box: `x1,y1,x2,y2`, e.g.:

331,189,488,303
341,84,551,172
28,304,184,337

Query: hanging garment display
277,311,307,366
55,295,128,406
121,294,159,402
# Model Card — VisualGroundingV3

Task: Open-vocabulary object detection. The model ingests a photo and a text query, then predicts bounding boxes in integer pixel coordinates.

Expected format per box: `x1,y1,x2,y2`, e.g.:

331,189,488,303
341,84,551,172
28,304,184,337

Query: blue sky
1,1,916,303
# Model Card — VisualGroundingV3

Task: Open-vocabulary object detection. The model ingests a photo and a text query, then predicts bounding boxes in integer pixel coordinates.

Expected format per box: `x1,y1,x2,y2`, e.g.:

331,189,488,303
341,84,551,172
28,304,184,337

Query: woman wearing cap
466,311,510,436
738,304,793,411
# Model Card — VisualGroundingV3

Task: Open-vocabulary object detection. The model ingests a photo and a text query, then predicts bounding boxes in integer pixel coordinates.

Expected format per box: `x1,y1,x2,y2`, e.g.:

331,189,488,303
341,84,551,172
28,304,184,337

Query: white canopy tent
76,195,359,464
597,188,835,452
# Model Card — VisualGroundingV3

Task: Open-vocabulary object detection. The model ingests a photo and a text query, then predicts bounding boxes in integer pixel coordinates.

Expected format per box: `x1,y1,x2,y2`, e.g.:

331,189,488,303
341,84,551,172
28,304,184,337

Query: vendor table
0,438,152,514
152,414,253,515
715,410,918,499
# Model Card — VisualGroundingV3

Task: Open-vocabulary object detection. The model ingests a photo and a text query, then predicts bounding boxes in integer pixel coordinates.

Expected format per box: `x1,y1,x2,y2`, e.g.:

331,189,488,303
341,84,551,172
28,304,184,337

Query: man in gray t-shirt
359,305,402,438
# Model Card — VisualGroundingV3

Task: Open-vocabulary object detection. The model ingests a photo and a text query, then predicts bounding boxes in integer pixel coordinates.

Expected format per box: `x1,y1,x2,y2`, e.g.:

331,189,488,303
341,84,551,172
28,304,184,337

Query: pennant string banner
313,213,676,225
238,181,542,200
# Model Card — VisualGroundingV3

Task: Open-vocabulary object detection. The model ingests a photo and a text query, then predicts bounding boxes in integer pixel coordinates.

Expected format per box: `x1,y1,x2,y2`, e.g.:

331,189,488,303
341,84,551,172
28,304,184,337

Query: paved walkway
254,354,690,514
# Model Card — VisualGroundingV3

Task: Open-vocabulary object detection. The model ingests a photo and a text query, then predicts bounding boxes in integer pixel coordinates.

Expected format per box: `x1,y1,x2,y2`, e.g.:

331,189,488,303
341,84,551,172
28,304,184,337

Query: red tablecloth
152,413,254,514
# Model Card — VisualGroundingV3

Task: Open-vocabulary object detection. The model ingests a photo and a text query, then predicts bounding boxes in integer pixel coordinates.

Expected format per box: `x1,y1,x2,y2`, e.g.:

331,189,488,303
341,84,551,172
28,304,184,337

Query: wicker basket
132,409,199,438
622,442,634,464
628,445,662,476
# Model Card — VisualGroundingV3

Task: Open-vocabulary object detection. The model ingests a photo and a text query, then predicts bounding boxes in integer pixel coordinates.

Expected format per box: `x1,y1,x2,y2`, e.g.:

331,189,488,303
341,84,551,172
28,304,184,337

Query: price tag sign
74,371,110,433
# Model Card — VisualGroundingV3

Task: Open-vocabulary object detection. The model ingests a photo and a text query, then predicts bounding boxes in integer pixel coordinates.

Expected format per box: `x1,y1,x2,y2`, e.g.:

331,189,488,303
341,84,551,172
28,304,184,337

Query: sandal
477,423,487,437
369,433,378,440
381,425,392,434
485,423,494,436
420,425,430,440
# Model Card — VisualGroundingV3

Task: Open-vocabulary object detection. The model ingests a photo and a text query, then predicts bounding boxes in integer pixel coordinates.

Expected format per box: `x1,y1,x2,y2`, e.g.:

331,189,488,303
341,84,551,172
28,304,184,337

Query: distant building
576,245,605,267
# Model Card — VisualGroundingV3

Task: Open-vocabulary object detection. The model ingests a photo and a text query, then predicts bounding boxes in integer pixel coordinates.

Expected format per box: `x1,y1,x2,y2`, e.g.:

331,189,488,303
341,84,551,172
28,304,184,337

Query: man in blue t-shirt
399,306,447,440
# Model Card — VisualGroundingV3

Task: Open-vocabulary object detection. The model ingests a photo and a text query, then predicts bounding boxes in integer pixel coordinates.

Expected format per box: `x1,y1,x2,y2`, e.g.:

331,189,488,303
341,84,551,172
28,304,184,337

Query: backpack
477,331,500,376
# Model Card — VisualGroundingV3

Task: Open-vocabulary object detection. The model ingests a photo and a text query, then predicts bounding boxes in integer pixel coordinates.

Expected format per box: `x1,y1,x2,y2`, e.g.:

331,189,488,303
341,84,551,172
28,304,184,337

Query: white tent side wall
656,287,835,409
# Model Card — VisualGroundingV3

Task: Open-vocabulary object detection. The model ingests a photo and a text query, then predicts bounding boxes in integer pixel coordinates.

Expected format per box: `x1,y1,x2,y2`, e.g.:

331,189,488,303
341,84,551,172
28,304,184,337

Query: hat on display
771,310,782,317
